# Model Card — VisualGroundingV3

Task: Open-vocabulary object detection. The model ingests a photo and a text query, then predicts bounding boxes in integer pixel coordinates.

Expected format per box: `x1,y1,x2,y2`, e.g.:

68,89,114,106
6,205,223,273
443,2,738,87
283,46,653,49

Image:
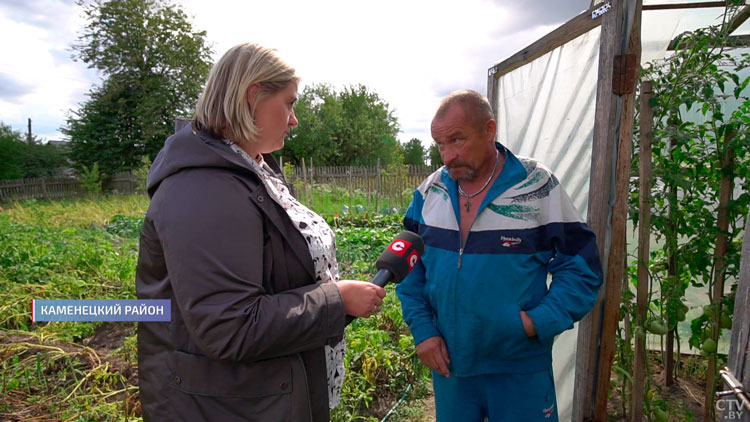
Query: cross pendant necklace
458,149,500,214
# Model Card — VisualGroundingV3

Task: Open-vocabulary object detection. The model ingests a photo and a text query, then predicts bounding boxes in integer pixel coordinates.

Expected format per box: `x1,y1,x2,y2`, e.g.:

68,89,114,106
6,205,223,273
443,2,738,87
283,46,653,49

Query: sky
0,0,591,147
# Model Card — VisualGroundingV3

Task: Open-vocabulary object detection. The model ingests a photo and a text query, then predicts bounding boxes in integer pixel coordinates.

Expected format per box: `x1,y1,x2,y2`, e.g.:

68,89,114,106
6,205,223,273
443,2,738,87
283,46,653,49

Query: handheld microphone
345,231,424,325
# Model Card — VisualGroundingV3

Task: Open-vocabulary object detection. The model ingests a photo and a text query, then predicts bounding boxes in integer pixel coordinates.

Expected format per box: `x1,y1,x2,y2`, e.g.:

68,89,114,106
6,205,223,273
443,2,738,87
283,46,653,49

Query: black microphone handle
371,268,394,287
344,269,394,326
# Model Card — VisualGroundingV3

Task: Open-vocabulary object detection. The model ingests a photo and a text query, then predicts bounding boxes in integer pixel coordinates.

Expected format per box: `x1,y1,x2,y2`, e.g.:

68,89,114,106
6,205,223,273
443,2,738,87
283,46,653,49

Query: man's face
431,104,494,181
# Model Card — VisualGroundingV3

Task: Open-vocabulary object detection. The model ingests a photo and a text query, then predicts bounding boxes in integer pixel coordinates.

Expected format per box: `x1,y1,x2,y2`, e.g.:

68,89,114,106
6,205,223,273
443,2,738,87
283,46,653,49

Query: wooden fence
289,162,439,210
0,172,138,203
0,177,85,202
108,171,139,194
292,164,438,194
0,165,441,205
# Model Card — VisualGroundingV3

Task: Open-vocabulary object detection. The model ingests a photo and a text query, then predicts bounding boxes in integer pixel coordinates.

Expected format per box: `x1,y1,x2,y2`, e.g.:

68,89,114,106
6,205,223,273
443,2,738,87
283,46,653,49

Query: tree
64,0,211,178
279,83,400,166
279,84,340,166
335,85,400,165
19,142,69,178
0,122,68,180
428,142,443,166
403,138,426,166
0,123,26,179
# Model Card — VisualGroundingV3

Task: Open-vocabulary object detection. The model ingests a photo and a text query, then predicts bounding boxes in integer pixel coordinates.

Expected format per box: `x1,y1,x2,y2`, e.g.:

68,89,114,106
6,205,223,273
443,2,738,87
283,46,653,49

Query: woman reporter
135,42,385,422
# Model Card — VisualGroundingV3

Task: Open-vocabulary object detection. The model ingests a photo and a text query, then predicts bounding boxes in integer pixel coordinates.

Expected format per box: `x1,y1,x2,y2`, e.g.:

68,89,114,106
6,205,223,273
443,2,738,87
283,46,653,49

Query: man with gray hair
396,89,602,421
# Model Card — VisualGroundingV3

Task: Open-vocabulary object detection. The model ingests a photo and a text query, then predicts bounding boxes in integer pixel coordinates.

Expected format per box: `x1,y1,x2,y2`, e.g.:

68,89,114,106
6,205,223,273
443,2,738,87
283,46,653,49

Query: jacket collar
190,129,316,281
440,142,528,221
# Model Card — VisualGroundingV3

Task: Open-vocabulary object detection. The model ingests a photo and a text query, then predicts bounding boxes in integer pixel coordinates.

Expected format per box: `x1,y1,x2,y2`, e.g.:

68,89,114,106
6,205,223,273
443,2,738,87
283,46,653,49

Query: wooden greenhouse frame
486,1,750,421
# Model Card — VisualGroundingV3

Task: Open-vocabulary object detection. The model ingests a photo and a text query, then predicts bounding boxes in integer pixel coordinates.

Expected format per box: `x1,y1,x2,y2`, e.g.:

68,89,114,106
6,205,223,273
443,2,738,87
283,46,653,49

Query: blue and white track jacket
396,143,603,376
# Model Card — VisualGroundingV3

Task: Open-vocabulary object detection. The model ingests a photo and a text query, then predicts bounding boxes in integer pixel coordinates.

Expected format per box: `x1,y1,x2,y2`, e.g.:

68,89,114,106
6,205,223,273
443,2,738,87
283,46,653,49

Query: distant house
47,140,70,151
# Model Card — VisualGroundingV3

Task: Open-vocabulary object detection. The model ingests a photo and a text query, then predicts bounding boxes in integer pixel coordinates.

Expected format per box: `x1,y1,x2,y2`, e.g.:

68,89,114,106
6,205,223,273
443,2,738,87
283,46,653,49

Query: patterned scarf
225,141,346,409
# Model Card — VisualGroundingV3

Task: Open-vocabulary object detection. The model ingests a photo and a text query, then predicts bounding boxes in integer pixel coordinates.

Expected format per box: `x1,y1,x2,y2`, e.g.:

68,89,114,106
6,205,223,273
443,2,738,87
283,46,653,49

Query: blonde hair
435,89,494,133
194,43,299,145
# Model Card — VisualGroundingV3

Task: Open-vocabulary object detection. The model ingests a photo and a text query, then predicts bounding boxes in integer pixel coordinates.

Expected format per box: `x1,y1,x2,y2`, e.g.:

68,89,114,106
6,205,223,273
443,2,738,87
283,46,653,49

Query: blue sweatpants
432,368,558,422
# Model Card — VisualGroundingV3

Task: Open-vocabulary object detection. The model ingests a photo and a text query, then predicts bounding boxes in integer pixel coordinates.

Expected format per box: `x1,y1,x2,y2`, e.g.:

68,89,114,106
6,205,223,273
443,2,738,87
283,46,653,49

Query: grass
0,211,140,338
0,189,430,422
295,183,409,217
0,194,149,227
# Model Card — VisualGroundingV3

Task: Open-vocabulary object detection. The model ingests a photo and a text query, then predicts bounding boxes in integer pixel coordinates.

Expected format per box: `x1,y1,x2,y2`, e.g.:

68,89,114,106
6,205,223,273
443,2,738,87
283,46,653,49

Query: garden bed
0,196,430,421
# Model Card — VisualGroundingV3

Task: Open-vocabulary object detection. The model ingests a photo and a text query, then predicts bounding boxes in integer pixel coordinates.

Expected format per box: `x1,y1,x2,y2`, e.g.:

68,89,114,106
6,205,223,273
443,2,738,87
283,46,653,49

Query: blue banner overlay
32,299,171,322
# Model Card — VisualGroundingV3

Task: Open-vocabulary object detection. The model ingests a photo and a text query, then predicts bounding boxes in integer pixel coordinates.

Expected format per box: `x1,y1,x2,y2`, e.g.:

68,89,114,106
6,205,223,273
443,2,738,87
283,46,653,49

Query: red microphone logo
388,239,412,257
407,250,420,270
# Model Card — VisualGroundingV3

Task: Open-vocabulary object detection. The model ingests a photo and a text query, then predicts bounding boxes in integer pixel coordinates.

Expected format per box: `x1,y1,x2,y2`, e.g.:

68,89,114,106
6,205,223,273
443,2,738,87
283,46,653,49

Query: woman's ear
246,83,261,105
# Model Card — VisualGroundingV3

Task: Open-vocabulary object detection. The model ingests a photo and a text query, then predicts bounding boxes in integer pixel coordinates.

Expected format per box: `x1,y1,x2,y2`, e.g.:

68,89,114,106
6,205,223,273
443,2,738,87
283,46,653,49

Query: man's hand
416,336,451,377
520,310,537,337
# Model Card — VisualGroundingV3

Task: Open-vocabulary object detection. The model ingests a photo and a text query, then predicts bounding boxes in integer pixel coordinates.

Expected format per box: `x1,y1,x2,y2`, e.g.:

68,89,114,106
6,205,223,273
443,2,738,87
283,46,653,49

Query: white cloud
0,1,96,141
1,0,586,146
179,0,521,147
